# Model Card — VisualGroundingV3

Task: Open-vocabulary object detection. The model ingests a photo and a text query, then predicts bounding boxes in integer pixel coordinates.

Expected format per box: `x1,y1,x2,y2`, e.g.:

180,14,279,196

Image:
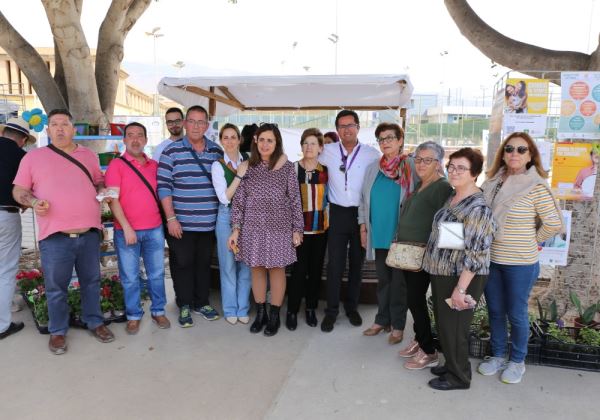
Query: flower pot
103,311,112,319
574,317,600,330
113,309,125,317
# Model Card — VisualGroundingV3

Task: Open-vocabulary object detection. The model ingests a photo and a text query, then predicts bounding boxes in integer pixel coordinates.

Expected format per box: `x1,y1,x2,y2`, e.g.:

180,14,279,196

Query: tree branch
444,0,591,75
0,11,67,111
96,0,152,117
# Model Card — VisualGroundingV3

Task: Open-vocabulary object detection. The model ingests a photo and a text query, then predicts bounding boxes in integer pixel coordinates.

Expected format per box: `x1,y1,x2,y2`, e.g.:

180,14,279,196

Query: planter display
537,324,600,372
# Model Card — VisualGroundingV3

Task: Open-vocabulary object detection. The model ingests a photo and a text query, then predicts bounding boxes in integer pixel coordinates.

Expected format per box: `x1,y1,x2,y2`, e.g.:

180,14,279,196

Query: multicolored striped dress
294,161,328,234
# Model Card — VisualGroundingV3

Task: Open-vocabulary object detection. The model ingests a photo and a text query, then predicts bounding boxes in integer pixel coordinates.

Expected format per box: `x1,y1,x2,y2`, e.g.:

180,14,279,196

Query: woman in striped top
479,132,562,385
287,128,328,330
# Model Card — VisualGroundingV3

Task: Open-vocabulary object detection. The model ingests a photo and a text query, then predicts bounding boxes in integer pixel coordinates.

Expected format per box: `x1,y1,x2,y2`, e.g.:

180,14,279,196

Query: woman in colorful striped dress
286,128,329,331
479,132,562,384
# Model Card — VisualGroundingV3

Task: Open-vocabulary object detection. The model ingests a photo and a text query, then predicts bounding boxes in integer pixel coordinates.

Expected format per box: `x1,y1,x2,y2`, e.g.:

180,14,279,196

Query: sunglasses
504,145,529,154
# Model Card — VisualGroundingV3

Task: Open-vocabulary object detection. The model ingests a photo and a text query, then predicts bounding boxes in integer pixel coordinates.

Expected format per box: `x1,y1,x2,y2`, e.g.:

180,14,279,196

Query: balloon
22,111,31,121
30,115,42,126
34,125,43,132
31,108,43,115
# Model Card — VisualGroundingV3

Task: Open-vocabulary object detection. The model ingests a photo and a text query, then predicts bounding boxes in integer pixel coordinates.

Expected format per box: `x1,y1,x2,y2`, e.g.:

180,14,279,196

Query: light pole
145,27,164,116
328,0,339,74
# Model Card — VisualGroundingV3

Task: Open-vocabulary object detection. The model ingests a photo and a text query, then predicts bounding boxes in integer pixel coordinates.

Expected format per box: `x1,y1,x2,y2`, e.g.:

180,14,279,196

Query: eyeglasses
376,135,397,144
504,145,529,155
259,122,279,128
301,142,320,147
186,119,208,127
414,157,438,165
337,123,359,130
446,164,471,174
166,119,183,126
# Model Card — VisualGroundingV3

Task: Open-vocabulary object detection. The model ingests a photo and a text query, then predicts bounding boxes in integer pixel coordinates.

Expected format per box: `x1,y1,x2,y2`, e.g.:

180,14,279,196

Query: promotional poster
551,142,599,200
558,71,600,139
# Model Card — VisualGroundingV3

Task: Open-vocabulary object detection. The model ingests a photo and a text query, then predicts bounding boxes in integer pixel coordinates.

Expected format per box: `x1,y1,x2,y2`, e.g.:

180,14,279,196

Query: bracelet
232,223,241,230
235,174,243,180
166,216,177,222
455,286,466,295
30,198,39,208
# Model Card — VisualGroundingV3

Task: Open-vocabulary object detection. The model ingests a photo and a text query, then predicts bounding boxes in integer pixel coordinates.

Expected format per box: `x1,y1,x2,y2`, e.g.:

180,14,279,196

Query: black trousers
431,274,487,386
404,269,435,354
287,232,327,313
374,249,407,330
325,203,364,317
168,230,214,307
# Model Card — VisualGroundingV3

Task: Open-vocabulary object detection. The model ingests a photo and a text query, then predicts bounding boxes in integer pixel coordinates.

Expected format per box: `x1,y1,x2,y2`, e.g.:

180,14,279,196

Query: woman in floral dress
229,123,304,337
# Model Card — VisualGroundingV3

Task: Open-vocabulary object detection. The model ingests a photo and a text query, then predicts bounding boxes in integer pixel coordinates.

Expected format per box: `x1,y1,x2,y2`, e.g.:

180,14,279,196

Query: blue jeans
114,226,167,320
215,204,251,317
485,261,540,363
39,230,104,335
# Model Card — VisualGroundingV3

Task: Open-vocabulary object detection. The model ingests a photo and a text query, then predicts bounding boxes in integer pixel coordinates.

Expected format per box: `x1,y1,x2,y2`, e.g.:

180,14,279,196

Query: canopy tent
157,74,414,117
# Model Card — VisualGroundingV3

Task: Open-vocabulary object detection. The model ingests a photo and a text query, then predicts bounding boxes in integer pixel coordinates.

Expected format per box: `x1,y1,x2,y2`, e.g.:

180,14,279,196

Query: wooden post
208,86,216,119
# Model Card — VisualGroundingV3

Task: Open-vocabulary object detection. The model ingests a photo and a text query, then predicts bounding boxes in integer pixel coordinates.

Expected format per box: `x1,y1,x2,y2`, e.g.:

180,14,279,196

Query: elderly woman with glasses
286,128,329,331
358,122,417,345
422,148,496,391
395,142,453,370
478,132,562,384
229,123,304,337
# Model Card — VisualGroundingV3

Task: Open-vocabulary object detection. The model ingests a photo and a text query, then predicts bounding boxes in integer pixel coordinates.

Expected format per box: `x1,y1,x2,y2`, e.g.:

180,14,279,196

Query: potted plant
67,284,85,327
109,275,126,319
100,278,113,319
569,290,600,329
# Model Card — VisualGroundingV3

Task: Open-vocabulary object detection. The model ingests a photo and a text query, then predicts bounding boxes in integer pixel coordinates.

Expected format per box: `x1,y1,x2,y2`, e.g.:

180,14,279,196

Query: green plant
536,298,560,322
28,289,49,326
579,327,600,347
569,290,599,325
109,277,125,311
67,287,82,316
471,302,490,338
546,322,576,344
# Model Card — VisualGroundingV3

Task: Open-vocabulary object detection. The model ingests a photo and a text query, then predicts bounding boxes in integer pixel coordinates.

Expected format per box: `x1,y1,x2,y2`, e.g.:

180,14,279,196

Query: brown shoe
388,330,404,345
151,315,171,329
125,320,141,335
362,324,391,336
404,349,439,370
91,325,115,343
398,340,420,357
49,335,67,355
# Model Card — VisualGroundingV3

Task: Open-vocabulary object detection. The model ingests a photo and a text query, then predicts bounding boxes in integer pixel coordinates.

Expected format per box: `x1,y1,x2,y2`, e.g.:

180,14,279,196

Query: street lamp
145,27,164,116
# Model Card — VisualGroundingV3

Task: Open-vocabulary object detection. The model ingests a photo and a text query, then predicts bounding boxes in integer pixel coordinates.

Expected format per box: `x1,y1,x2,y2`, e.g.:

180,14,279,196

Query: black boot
286,312,297,331
250,303,269,333
305,309,318,327
264,305,281,337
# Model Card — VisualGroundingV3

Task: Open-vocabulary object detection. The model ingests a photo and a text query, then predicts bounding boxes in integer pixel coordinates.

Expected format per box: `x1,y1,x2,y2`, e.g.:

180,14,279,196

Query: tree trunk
444,0,595,76
42,0,107,126
96,0,151,118
0,12,67,111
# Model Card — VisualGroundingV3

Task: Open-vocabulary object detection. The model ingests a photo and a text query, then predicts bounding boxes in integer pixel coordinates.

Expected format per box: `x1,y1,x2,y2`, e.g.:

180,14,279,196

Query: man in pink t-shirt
13,109,115,355
105,122,169,334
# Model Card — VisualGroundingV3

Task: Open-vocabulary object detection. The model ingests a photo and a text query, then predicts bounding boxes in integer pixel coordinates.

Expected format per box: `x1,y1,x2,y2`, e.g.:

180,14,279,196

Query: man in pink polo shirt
105,122,170,335
13,109,115,355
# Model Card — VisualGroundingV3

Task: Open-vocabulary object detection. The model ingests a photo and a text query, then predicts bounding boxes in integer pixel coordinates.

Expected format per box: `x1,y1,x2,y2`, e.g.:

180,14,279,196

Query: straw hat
0,117,37,145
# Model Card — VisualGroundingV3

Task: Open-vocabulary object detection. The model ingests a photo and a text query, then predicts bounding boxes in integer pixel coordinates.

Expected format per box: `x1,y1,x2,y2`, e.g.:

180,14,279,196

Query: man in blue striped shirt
158,105,223,327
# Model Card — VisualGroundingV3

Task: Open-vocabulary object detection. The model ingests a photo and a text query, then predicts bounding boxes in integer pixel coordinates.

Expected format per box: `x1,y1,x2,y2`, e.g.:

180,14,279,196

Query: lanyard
339,143,361,191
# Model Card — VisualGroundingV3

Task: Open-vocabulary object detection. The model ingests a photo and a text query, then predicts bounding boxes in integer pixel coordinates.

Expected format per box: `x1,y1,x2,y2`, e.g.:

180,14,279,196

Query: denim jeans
114,226,167,320
215,204,251,317
39,230,104,335
485,261,540,363
0,211,21,333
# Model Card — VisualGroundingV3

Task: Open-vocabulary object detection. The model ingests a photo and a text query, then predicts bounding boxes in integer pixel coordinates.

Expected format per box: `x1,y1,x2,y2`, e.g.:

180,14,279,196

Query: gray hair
415,141,445,162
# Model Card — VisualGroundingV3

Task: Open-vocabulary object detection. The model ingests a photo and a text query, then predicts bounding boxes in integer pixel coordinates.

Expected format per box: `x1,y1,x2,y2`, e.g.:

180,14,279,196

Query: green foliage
569,290,600,325
67,287,82,316
536,297,560,322
579,327,600,347
546,322,576,344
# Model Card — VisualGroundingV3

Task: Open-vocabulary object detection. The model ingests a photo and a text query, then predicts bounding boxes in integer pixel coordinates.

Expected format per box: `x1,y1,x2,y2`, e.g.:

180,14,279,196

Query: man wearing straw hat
0,117,35,339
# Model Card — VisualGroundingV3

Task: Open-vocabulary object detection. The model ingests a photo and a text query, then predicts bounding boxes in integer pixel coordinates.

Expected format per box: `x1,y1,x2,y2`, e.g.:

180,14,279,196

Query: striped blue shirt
157,136,223,231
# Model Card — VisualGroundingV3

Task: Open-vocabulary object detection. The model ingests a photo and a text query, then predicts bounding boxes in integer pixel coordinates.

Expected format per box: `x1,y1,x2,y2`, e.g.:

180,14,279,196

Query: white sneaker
501,361,526,384
238,316,250,324
477,356,507,376
225,316,238,325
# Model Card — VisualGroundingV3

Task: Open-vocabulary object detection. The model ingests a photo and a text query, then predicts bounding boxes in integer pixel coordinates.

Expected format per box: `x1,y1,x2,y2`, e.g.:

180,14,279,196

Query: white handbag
437,222,465,250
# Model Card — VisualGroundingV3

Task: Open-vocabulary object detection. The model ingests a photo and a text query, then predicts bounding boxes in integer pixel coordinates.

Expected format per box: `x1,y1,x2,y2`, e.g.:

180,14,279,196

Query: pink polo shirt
104,152,162,230
13,145,103,241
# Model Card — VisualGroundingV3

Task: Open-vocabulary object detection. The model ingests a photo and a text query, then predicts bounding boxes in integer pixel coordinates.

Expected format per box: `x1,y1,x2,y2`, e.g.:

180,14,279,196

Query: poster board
558,72,600,139
551,142,599,200
539,210,571,266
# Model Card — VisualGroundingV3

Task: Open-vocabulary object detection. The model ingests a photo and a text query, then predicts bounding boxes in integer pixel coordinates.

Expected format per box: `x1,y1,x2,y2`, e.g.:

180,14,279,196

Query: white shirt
152,138,175,162
319,141,380,207
211,153,244,205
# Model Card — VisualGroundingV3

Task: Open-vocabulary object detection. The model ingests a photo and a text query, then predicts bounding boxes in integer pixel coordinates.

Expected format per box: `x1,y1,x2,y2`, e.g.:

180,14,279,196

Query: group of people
0,106,562,391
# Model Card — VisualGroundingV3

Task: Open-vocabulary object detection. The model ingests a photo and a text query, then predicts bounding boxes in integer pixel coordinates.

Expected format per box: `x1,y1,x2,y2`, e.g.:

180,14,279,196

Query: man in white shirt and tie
319,110,380,332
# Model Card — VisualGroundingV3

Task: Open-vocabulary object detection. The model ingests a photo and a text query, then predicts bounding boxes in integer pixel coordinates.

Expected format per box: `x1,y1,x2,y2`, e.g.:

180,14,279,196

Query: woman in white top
211,123,251,325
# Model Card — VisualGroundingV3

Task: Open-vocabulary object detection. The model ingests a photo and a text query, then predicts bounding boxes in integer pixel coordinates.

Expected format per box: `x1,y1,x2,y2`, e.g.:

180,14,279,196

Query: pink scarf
379,154,414,197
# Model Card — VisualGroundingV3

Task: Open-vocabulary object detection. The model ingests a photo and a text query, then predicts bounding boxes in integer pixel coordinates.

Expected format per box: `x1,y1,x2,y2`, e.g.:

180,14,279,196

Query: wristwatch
456,286,466,295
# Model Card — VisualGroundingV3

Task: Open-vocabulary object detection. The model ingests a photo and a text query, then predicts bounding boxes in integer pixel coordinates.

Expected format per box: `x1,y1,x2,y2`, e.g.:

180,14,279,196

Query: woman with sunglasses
358,123,417,345
229,123,304,337
479,132,562,384
422,147,495,391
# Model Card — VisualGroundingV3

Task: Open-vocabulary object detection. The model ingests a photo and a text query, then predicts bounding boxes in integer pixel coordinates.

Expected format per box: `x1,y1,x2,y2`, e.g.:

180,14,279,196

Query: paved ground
1,276,598,420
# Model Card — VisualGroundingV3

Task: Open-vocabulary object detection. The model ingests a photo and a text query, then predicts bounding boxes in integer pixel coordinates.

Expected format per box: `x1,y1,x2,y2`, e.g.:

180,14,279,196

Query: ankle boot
264,305,281,337
250,303,269,333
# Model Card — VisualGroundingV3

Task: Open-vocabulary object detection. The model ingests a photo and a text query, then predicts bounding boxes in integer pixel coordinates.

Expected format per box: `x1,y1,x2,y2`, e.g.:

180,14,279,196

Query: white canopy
158,74,413,117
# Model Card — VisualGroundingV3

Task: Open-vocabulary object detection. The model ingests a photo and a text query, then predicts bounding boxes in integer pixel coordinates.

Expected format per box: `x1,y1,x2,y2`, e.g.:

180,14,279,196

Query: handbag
437,222,465,250
386,241,426,271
